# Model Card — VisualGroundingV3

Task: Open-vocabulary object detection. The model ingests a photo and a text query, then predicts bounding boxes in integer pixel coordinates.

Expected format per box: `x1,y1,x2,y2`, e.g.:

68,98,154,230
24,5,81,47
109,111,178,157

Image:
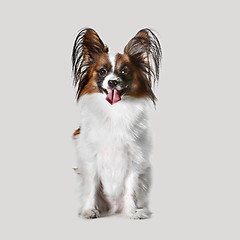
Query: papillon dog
72,28,161,219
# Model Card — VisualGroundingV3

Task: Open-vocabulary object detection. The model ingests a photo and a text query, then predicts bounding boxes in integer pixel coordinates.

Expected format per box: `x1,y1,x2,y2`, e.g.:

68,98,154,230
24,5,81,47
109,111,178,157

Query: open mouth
105,89,121,105
101,86,128,105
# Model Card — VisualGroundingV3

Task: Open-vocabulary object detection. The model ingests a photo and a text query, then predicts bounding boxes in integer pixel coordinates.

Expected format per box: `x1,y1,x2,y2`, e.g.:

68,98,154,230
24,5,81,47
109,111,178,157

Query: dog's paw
130,208,152,220
82,209,100,219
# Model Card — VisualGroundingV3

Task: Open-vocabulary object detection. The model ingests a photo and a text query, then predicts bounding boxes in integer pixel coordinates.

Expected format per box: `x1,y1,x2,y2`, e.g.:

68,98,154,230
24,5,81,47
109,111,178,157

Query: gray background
0,0,239,239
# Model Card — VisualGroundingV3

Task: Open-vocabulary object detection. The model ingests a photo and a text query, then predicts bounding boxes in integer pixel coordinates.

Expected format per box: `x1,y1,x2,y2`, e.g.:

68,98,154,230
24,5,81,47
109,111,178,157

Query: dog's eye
99,67,107,77
121,66,129,75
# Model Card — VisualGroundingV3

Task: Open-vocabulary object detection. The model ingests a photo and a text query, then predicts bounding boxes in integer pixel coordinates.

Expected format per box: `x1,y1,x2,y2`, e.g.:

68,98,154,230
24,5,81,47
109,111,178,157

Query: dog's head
72,28,161,105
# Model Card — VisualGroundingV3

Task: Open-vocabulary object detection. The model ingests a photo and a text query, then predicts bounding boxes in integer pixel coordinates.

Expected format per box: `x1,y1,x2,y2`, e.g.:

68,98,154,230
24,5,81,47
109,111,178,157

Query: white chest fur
75,93,151,198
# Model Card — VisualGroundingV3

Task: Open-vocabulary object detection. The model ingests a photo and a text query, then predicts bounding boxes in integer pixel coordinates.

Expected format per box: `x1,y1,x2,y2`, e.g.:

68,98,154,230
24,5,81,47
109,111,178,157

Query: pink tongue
106,89,121,105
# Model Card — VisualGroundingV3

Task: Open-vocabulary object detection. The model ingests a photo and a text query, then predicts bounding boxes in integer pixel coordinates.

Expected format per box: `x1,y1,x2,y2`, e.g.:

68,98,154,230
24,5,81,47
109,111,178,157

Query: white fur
102,54,121,90
74,93,152,219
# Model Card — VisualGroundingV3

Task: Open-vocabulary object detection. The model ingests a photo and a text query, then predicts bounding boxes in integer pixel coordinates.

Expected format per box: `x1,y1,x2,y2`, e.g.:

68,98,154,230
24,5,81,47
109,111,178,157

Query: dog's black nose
108,80,118,88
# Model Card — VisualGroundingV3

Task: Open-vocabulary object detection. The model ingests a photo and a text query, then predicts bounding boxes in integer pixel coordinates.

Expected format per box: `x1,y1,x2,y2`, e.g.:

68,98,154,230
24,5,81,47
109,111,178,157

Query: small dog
72,28,161,219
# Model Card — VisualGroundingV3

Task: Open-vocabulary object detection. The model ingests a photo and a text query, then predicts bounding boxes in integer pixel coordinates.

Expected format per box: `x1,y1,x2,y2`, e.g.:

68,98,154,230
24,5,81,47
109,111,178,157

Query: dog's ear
124,28,162,85
72,28,108,99
80,28,108,63
72,28,108,65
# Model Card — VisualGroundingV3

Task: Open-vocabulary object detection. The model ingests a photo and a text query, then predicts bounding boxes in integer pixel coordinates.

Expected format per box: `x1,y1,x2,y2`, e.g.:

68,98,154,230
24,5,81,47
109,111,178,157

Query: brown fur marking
73,127,81,139
80,53,112,96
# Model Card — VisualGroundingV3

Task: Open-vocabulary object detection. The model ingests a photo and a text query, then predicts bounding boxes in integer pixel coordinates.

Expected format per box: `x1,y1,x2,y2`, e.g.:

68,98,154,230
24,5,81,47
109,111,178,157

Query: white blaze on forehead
109,53,116,70
102,53,118,90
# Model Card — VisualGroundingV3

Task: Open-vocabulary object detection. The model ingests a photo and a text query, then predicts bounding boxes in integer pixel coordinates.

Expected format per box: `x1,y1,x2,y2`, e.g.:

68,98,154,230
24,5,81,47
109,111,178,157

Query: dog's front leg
123,168,152,219
80,162,100,219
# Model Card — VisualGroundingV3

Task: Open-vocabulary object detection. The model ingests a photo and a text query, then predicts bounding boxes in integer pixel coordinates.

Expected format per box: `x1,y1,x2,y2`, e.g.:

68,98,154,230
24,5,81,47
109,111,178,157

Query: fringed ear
124,28,162,86
72,28,108,100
